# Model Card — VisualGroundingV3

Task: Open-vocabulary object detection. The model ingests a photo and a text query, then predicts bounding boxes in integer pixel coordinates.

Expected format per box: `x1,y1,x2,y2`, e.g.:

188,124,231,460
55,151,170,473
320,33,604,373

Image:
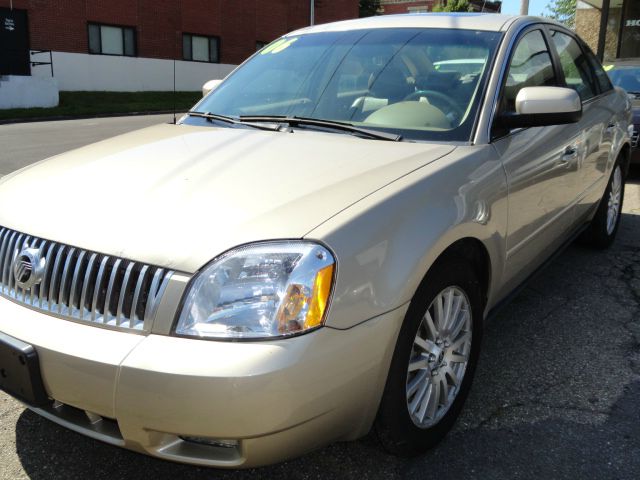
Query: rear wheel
375,259,483,455
582,161,625,249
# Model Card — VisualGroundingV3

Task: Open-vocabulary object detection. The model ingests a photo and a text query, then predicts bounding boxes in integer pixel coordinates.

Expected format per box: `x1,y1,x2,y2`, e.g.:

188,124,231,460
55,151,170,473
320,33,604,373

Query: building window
88,23,136,56
619,0,640,58
183,34,219,63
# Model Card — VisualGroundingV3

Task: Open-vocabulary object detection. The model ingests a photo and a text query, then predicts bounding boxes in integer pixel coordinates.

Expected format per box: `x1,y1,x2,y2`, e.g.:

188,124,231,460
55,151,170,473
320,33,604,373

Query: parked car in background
0,14,632,468
606,58,640,163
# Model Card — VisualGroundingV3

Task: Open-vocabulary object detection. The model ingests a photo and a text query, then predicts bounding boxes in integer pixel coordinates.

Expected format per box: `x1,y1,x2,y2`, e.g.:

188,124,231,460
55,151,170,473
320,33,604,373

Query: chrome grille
632,125,639,149
0,226,173,331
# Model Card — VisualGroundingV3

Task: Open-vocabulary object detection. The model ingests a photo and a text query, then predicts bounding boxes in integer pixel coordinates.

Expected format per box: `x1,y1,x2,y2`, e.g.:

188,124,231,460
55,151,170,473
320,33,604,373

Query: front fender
307,145,508,330
611,87,633,172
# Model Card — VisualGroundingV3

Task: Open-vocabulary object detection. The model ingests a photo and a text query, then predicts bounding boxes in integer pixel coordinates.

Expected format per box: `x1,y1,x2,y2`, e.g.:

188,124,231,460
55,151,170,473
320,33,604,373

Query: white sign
626,19,640,27
4,18,15,31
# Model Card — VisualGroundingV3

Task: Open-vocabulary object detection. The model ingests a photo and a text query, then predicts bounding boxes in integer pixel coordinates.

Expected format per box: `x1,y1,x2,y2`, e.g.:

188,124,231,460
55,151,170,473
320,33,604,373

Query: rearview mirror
498,86,582,128
202,79,223,97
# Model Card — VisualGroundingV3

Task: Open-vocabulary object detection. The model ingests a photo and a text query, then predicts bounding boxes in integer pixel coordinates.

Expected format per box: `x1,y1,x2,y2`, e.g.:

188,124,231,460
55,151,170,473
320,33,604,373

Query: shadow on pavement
14,214,640,480
14,380,640,480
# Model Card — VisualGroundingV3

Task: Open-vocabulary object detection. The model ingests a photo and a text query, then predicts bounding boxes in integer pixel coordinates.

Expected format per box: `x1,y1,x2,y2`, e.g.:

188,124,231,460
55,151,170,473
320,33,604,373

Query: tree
432,0,472,12
543,0,577,29
359,0,380,17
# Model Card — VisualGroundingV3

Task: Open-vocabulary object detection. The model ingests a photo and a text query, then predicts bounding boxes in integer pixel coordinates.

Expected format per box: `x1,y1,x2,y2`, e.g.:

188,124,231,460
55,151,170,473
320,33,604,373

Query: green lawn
0,91,202,121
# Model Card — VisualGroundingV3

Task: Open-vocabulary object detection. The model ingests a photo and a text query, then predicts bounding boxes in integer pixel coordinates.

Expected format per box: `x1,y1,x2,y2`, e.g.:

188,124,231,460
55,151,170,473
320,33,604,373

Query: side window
586,49,613,93
550,30,596,101
502,30,557,113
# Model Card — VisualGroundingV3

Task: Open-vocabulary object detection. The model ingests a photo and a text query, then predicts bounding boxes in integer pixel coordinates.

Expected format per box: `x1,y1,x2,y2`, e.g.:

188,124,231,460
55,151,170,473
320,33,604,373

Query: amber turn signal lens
305,264,334,329
276,263,334,333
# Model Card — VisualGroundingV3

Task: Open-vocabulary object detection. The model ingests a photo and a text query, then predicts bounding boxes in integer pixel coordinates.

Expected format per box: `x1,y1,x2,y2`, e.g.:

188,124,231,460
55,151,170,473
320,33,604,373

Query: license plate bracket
0,332,48,406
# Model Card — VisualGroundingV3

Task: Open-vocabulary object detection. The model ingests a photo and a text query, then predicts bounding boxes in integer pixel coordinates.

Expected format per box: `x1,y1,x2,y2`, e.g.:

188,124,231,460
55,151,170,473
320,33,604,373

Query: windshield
606,65,640,93
187,28,502,142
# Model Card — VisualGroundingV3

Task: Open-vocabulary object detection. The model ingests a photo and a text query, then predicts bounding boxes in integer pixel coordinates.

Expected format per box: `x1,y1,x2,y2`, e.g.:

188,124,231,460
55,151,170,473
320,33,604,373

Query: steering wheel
403,90,464,120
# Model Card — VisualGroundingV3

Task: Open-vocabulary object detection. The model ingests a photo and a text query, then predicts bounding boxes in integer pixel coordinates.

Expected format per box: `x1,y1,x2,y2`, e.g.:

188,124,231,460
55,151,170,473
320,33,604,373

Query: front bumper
0,296,405,468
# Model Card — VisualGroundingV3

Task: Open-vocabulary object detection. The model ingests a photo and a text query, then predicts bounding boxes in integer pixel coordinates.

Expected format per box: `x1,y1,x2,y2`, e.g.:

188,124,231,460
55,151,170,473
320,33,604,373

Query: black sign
0,8,30,76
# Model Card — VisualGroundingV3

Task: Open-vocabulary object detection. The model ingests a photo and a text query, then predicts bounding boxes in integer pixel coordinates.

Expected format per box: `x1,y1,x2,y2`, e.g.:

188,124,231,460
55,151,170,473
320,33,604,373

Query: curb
0,110,184,125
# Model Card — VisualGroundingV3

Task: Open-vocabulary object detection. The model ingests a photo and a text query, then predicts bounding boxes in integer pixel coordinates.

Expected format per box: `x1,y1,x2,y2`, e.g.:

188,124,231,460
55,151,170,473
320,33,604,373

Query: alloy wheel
405,286,472,428
606,165,622,235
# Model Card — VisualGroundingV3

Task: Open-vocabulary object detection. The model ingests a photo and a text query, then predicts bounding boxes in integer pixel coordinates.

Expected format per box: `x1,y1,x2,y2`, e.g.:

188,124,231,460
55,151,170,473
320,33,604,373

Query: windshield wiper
186,111,280,131
239,115,402,141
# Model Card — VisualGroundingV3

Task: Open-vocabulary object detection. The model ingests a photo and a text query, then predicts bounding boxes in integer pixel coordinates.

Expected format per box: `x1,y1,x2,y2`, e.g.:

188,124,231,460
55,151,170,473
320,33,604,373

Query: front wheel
375,259,483,455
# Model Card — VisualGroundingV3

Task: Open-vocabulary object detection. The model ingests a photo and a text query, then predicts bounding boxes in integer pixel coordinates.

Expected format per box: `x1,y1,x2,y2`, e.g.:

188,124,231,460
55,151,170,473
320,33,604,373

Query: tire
375,258,483,456
582,160,625,249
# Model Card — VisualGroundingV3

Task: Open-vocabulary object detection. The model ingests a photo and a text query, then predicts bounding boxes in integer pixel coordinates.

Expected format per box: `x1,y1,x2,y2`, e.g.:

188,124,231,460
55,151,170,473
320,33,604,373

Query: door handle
606,122,616,133
561,145,578,163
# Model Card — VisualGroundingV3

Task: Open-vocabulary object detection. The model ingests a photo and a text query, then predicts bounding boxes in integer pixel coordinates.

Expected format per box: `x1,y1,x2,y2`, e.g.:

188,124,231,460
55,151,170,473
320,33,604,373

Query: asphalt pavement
0,116,639,479
0,113,176,177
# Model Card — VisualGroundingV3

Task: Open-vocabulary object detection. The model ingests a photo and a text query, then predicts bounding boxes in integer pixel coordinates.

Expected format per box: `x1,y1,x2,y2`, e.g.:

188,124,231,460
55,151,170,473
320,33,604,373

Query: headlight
176,241,335,339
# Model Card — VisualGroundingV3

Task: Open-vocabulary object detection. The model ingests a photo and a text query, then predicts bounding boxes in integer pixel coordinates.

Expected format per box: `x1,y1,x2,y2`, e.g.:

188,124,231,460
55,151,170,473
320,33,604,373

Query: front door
492,28,583,295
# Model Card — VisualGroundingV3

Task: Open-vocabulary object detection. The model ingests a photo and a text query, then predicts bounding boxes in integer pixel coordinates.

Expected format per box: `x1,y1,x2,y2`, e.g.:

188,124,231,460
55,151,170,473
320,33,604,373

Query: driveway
0,116,639,479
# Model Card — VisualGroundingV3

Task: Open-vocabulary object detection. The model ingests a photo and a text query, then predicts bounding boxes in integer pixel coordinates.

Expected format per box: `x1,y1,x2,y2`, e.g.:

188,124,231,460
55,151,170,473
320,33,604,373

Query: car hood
0,124,454,273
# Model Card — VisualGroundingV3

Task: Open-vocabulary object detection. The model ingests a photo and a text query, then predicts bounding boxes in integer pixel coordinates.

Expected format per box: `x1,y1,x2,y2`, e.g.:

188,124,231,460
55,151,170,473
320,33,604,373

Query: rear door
547,28,615,223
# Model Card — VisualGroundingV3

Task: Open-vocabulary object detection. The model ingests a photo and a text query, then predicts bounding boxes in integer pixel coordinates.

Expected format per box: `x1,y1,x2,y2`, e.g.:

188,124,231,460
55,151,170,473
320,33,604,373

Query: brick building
378,1,501,15
576,0,640,61
0,0,358,66
0,0,358,94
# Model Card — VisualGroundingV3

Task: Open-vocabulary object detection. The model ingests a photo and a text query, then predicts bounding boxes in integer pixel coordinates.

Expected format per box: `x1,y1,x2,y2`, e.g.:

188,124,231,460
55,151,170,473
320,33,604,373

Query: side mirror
498,86,582,128
202,79,223,97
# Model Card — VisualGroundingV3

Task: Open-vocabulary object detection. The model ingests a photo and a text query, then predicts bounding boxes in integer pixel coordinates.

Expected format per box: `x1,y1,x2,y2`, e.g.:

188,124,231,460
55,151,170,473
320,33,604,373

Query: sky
500,0,553,16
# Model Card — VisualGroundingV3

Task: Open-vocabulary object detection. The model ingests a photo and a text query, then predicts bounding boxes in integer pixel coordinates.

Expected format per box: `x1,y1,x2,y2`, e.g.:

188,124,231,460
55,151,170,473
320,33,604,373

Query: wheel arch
418,237,492,313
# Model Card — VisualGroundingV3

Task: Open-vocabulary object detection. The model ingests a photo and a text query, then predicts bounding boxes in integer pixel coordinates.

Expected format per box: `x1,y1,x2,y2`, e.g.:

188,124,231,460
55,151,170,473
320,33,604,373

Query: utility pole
310,0,315,25
520,0,529,15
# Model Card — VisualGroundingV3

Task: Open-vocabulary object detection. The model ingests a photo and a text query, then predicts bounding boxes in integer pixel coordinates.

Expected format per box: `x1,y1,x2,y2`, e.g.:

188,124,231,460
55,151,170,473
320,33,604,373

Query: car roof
289,13,537,36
